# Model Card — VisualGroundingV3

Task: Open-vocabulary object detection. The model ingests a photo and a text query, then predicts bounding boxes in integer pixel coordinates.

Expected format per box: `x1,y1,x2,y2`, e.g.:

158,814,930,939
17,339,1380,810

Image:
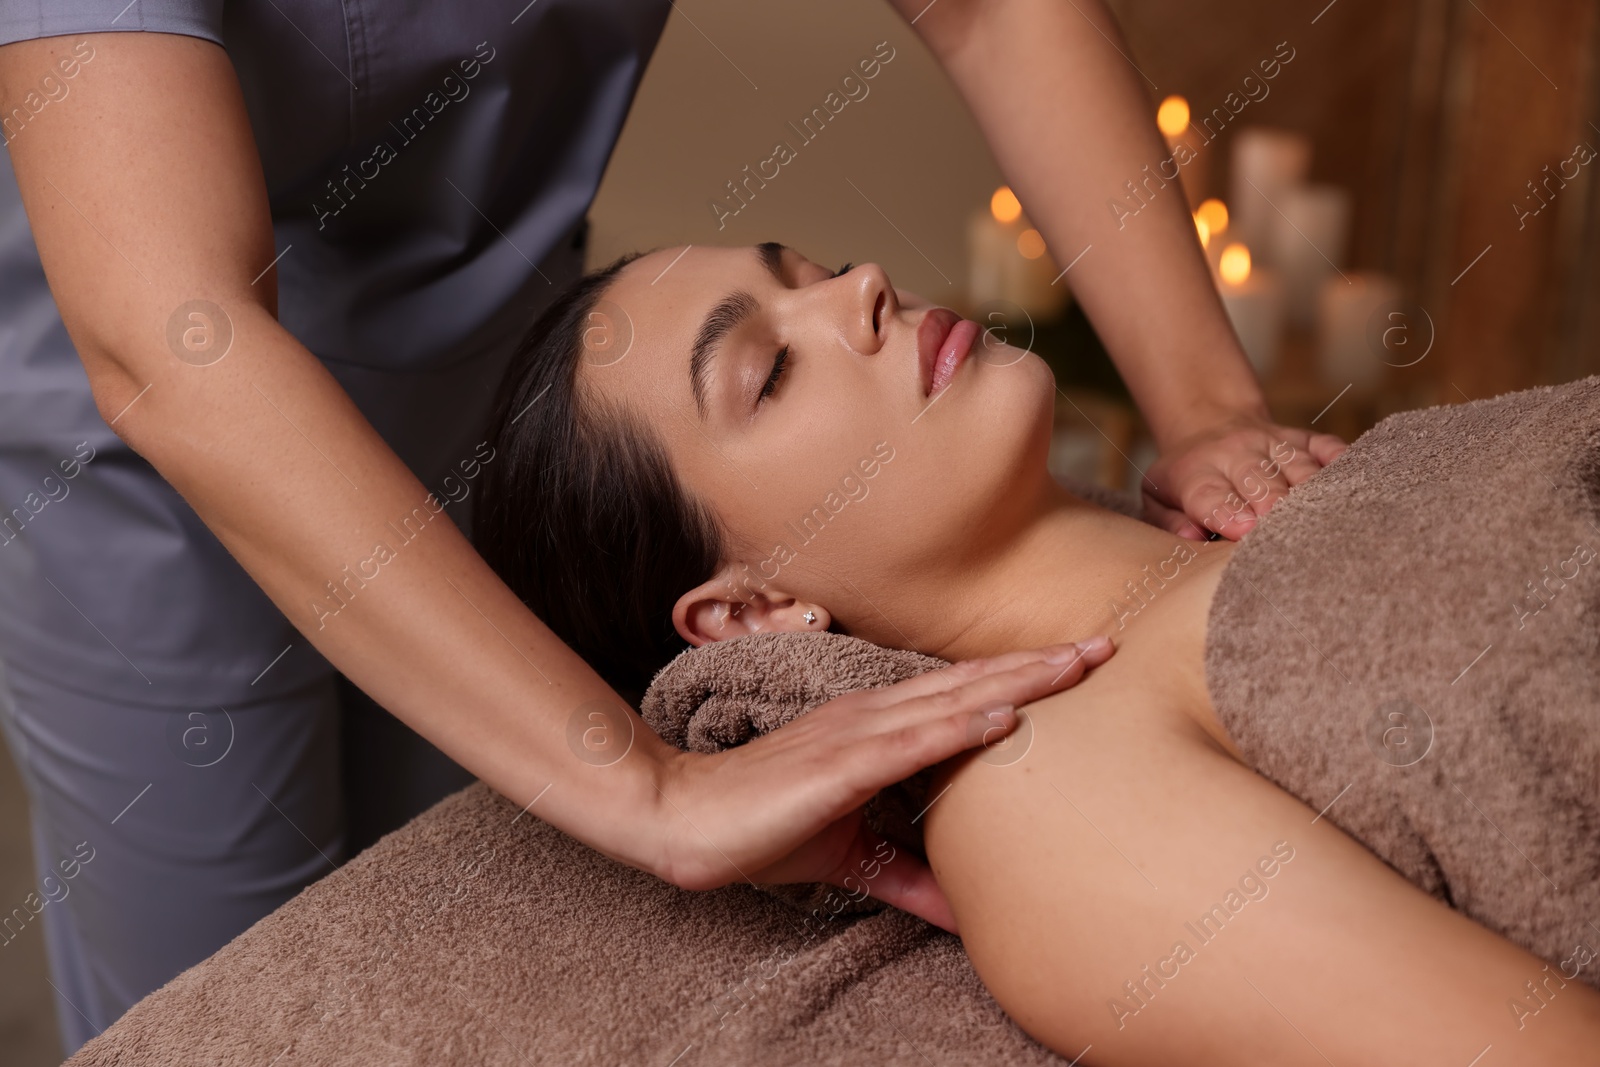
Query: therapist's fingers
862,638,1113,739
1142,495,1212,540
1239,429,1347,519
855,639,1114,707
1307,431,1350,466
1146,419,1353,540
1241,445,1312,519
1233,462,1294,521
1147,463,1256,540
824,823,959,934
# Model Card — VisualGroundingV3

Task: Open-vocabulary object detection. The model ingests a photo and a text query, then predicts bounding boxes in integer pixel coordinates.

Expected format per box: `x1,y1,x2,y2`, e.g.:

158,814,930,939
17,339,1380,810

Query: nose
837,263,892,355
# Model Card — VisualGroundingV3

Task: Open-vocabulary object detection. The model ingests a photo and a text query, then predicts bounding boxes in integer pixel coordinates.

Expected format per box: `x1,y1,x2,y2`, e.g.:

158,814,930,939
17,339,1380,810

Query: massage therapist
0,0,1344,1051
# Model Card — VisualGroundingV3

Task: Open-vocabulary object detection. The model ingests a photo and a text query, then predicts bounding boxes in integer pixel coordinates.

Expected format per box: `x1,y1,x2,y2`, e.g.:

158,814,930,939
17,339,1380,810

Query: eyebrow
689,241,788,419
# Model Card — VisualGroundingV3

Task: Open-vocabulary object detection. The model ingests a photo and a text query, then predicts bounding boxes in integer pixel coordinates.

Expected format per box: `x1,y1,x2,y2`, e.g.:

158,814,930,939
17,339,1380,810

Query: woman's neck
906,480,1232,662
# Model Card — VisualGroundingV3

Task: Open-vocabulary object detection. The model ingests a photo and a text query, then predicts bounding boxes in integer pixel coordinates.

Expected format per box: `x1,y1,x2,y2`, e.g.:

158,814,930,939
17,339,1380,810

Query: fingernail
1079,635,1112,656
1044,643,1084,664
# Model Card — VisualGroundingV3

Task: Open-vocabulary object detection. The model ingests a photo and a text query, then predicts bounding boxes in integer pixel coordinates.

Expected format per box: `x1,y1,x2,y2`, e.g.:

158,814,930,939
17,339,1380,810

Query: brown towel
68,784,1065,1066
1206,373,1600,988
641,631,947,916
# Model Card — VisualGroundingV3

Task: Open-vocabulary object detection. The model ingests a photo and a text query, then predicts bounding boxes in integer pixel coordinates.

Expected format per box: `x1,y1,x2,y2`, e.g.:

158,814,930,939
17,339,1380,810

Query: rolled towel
640,630,947,915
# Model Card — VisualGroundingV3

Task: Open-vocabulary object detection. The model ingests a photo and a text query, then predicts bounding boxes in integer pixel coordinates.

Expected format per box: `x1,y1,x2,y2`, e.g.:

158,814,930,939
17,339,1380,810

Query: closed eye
758,262,849,409
759,346,788,402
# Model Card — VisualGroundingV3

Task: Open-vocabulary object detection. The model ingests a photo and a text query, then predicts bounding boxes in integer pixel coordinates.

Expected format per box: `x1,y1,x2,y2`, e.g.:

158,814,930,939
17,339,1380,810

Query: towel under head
641,630,948,914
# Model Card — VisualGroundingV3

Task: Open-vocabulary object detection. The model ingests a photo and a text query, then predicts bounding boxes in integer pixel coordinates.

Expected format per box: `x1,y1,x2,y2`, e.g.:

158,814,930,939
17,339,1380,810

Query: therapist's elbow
72,324,152,439
77,297,268,450
85,363,156,449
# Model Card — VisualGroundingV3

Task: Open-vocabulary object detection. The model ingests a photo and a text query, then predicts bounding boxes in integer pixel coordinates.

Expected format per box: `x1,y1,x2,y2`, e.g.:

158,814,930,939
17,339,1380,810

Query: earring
803,610,817,625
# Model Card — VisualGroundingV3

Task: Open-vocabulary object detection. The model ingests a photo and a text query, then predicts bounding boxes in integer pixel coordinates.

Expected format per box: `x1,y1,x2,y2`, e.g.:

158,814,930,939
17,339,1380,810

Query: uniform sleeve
0,0,223,49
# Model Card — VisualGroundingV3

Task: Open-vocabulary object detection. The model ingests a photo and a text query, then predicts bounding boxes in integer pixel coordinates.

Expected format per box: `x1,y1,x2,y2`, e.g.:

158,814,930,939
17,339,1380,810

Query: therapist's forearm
904,0,1269,450
1,32,674,877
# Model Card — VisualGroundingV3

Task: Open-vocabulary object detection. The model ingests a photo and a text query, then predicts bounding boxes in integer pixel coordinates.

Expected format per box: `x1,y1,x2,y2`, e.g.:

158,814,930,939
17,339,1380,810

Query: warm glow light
990,185,1023,223
1016,228,1047,259
1219,242,1252,286
1196,198,1229,236
1194,214,1210,248
1156,95,1190,138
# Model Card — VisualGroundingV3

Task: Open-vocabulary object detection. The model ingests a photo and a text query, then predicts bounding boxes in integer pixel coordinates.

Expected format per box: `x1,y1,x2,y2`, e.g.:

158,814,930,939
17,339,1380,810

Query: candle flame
1017,228,1047,260
990,186,1023,224
1194,214,1210,248
1219,243,1251,286
1196,198,1229,236
1156,95,1190,137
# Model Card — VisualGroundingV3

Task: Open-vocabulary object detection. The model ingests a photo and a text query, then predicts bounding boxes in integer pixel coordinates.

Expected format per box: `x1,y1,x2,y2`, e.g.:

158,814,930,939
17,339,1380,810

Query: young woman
474,242,1600,1064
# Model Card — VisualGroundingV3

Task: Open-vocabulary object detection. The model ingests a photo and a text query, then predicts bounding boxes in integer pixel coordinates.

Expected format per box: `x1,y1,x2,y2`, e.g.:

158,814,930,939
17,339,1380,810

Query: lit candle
1316,271,1403,388
967,185,1067,319
1216,242,1284,376
1270,184,1351,327
1012,225,1068,319
1157,94,1209,209
1229,127,1311,267
968,185,1022,309
1195,197,1229,274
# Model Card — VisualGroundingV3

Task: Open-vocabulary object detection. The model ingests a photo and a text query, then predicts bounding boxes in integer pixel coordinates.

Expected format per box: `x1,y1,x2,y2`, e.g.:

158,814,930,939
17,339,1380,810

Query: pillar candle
967,190,1067,321
1271,184,1351,327
1316,271,1403,389
1230,127,1311,267
967,205,1019,311
1217,243,1285,377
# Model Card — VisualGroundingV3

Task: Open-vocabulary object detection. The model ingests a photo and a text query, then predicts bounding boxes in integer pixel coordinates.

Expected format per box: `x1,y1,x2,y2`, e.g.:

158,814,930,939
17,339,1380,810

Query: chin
993,349,1058,461
951,351,1059,535
1013,355,1061,488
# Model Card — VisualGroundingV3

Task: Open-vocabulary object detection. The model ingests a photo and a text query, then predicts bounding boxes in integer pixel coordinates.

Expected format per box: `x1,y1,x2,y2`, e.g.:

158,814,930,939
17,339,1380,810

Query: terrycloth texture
1206,374,1600,986
68,784,1063,1066
642,631,947,917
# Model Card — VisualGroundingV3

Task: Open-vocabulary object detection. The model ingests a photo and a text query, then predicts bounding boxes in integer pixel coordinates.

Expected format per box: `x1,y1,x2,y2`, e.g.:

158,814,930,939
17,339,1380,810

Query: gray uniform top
0,0,671,705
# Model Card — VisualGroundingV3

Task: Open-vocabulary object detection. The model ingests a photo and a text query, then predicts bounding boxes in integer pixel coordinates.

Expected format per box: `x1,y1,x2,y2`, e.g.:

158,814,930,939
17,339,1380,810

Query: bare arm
0,31,1110,918
924,691,1600,1062
891,0,1349,538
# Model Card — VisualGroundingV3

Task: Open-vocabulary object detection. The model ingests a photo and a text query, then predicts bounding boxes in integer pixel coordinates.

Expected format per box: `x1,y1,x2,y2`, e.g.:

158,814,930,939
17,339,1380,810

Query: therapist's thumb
825,825,959,934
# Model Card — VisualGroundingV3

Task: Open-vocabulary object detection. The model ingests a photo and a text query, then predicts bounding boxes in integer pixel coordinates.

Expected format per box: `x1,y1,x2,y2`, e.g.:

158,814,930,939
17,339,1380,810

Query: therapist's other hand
1143,414,1348,541
652,638,1115,932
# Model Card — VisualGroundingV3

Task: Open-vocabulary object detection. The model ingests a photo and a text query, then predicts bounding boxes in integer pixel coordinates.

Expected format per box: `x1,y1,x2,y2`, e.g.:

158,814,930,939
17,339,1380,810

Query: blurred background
7,2,1600,1062
587,0,1600,494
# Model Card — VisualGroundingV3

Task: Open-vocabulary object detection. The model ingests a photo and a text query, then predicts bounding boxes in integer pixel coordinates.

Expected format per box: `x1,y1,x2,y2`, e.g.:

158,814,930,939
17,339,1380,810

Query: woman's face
586,242,1057,646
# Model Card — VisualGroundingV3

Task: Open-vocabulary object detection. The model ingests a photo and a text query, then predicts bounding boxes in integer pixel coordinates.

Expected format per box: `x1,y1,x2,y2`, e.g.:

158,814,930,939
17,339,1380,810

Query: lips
917,308,981,398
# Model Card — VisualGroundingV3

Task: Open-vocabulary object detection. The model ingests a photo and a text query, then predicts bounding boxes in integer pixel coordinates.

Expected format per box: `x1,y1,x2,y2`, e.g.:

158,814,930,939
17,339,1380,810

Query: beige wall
587,0,1004,301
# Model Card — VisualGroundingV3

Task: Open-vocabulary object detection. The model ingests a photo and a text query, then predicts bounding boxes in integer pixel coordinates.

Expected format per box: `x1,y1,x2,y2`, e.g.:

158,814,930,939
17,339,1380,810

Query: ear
672,565,832,647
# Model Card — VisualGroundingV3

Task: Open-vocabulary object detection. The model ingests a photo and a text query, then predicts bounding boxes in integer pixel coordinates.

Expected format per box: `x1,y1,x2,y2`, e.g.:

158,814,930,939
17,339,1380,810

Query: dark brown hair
474,253,725,704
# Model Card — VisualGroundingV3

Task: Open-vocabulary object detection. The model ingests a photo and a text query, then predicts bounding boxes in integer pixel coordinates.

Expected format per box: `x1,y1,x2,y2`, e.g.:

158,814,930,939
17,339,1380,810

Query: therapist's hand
1142,413,1349,541
651,638,1114,932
